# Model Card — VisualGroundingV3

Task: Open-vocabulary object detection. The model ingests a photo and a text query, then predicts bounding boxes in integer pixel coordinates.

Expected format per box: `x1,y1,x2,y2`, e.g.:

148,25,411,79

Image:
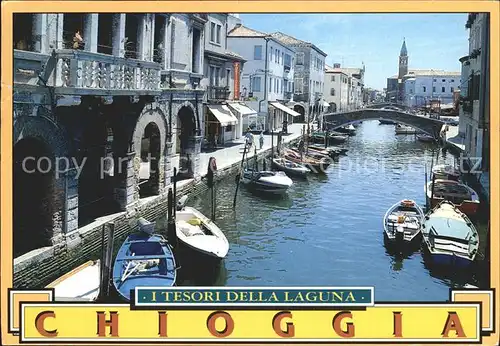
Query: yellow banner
21,303,480,342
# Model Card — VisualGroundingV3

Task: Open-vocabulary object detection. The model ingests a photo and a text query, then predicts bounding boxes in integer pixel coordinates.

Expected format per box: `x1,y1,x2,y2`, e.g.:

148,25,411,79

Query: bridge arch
367,103,410,111
323,109,444,138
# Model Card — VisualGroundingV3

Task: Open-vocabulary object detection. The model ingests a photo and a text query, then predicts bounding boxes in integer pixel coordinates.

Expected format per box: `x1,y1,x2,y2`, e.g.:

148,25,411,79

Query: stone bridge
367,102,410,111
323,108,445,138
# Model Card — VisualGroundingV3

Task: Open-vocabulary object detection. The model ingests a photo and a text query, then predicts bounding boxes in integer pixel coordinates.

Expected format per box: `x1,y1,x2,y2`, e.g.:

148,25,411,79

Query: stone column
163,142,174,191
64,168,80,235
50,169,69,245
114,151,136,210
179,136,202,179
112,14,126,57
32,14,47,53
84,14,99,53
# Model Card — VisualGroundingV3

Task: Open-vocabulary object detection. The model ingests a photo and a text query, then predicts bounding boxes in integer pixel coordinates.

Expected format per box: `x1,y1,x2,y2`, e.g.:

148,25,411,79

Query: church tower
397,39,408,102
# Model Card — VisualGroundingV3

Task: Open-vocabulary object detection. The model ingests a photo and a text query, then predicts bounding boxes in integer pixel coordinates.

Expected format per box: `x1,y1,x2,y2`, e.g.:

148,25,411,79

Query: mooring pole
424,162,429,210
167,188,178,249
173,167,177,217
103,222,114,299
206,157,217,221
233,142,248,209
99,224,107,301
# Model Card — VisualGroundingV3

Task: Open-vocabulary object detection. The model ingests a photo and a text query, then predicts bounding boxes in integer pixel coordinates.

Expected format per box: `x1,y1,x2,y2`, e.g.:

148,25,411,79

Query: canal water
157,120,489,302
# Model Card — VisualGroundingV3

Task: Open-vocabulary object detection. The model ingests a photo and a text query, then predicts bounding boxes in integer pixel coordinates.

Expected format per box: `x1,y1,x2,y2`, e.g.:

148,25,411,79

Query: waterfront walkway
172,123,307,174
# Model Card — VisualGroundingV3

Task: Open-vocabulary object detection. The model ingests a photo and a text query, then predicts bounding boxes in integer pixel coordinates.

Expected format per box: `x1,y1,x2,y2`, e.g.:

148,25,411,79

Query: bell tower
398,39,408,102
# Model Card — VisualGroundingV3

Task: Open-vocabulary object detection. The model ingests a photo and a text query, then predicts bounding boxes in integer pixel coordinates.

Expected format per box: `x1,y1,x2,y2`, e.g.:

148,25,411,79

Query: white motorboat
416,134,437,142
46,260,101,301
241,168,293,195
422,201,479,267
175,206,229,260
271,157,309,178
395,124,418,134
383,200,424,243
431,164,461,181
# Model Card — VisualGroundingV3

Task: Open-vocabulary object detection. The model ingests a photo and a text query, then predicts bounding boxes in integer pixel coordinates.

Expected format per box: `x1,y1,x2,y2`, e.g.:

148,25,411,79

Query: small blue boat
112,231,177,301
422,201,479,268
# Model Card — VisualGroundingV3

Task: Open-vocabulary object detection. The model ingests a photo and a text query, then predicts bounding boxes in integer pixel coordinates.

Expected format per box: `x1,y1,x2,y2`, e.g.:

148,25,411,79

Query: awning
227,102,257,116
269,102,301,117
322,101,329,107
207,105,238,126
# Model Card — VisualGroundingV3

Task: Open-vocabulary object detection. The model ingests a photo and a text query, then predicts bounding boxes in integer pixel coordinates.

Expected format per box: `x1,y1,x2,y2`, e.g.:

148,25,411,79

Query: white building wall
308,48,326,102
403,74,461,107
323,72,349,111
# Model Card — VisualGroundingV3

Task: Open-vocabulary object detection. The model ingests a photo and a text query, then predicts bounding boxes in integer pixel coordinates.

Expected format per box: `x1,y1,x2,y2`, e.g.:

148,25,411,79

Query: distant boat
336,124,356,135
416,134,437,143
379,119,396,125
271,157,309,178
241,168,293,195
383,200,424,244
308,144,347,156
176,206,229,260
431,164,461,181
46,260,101,302
422,201,479,267
311,132,348,144
112,232,177,302
395,124,418,134
425,179,480,217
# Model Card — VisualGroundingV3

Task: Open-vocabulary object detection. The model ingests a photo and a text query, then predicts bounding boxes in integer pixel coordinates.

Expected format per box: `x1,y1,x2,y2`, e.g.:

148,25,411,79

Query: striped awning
269,102,301,117
207,105,238,126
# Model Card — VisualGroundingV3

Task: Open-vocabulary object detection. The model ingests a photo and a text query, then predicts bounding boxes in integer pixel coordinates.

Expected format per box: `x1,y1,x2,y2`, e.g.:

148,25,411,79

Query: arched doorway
14,138,54,257
177,105,197,179
329,102,337,113
138,122,161,198
77,117,118,227
293,104,306,123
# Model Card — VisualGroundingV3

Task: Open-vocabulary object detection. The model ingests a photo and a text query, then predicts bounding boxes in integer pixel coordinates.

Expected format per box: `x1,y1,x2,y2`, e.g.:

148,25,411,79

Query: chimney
333,63,341,68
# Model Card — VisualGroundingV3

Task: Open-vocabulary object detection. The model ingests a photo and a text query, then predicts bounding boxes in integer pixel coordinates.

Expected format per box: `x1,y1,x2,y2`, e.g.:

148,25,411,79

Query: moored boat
336,124,356,135
308,144,347,156
395,124,418,134
112,231,177,301
46,260,101,301
271,157,309,178
425,179,480,217
416,134,437,142
383,199,424,244
379,119,396,125
241,168,293,195
431,164,461,181
284,149,331,173
422,201,479,267
175,206,229,260
311,132,348,144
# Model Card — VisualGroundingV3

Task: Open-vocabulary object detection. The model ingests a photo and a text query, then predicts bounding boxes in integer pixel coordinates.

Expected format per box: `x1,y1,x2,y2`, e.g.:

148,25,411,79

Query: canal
157,120,489,301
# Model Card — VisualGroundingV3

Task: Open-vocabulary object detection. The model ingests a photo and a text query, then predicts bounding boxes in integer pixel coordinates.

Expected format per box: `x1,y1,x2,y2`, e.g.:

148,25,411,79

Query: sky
238,14,469,90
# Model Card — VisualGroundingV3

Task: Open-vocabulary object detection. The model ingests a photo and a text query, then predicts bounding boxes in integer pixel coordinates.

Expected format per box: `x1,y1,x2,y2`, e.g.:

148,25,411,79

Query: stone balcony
53,49,162,96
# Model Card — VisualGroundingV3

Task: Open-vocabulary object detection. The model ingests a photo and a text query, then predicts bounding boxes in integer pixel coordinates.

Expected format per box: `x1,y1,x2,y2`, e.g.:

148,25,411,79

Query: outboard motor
395,225,405,243
138,217,155,235
176,195,188,211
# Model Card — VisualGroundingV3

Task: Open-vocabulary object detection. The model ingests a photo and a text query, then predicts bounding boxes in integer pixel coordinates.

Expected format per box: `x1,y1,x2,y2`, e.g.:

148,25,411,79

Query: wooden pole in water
103,222,115,299
167,188,178,249
430,172,437,210
232,142,248,209
99,224,107,301
173,167,177,217
425,162,429,210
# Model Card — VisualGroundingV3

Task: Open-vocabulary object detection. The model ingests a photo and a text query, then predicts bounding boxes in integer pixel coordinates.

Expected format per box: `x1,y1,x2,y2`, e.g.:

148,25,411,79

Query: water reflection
151,120,488,300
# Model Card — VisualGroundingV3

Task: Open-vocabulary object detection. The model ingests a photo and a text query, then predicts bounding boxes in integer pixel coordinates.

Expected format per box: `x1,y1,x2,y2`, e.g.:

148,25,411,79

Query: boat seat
177,220,205,236
116,255,172,261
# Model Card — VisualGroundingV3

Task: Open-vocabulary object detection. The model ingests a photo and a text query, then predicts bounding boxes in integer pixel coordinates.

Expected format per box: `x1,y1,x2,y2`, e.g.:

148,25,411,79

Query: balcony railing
54,49,162,95
206,86,230,102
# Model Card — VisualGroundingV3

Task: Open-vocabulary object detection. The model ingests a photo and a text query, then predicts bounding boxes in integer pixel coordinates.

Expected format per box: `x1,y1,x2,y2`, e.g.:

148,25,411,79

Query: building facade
227,24,297,132
402,70,461,108
270,32,327,123
201,13,246,146
13,13,207,259
324,64,349,112
459,12,490,185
